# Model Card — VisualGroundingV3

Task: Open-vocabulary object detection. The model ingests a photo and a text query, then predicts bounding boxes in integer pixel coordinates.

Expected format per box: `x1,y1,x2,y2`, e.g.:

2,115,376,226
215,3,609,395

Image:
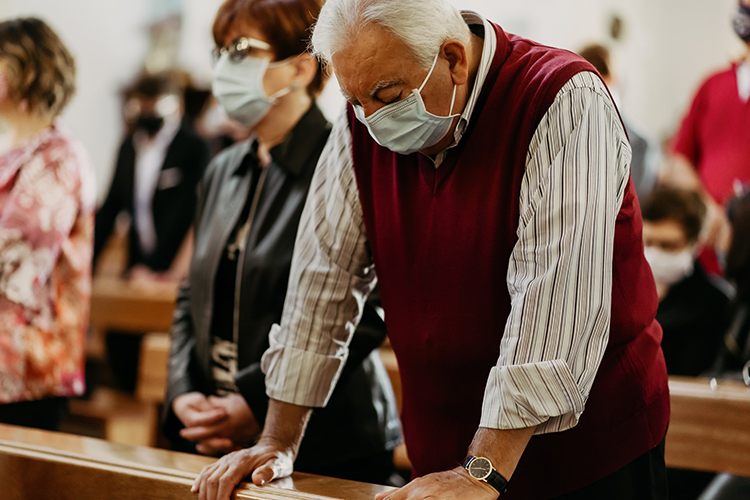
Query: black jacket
162,105,401,470
94,125,210,272
657,263,731,376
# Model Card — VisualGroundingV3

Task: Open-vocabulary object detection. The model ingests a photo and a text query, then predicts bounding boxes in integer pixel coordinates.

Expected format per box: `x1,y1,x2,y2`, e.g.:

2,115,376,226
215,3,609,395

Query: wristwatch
462,456,508,496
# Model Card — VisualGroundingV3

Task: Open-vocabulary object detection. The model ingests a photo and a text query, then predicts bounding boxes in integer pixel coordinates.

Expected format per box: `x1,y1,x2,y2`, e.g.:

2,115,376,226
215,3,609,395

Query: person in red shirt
669,0,750,263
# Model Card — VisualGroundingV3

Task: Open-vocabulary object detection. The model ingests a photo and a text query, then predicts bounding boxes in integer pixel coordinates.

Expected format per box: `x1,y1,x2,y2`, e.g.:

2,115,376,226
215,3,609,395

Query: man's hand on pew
179,394,261,454
192,399,312,500
374,426,535,500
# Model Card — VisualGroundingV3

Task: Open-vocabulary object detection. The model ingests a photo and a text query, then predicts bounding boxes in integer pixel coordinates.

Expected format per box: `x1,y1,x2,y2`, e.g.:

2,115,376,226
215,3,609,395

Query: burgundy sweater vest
348,24,670,499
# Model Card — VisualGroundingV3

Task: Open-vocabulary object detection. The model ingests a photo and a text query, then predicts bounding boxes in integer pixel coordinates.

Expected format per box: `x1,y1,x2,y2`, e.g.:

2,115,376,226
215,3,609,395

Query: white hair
311,0,471,69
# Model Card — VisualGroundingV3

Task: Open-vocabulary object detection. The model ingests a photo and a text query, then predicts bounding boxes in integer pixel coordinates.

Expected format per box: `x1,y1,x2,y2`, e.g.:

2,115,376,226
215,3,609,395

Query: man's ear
441,39,469,86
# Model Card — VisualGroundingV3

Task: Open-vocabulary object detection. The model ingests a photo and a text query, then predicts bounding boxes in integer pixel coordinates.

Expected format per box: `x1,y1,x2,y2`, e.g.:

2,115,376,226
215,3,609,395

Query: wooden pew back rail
0,424,393,500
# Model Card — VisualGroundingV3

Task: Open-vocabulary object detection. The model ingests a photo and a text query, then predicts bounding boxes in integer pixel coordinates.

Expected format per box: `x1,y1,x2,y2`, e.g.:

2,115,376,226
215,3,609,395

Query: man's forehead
331,26,415,97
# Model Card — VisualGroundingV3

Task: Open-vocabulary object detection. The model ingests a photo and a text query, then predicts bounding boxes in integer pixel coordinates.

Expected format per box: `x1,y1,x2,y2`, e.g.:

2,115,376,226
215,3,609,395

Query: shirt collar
430,10,497,167
738,61,750,103
233,104,329,177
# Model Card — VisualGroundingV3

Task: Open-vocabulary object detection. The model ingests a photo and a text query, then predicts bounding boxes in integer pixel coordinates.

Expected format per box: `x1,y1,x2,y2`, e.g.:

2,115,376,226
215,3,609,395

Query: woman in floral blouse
0,18,95,430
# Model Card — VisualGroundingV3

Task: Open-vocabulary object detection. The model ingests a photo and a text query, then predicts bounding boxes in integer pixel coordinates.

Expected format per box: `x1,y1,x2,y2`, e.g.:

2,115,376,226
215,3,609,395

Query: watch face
468,457,493,481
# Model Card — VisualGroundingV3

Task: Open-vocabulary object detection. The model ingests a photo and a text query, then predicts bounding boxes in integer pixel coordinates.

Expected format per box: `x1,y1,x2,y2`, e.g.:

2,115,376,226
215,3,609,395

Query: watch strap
486,469,508,495
462,456,508,496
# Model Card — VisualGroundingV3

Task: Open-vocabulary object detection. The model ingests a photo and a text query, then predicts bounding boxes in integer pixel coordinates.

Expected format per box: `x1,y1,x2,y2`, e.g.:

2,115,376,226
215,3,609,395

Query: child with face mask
642,187,732,377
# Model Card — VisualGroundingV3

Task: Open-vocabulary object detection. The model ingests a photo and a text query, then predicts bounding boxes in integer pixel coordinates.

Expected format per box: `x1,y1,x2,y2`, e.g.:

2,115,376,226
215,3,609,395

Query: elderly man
193,0,670,499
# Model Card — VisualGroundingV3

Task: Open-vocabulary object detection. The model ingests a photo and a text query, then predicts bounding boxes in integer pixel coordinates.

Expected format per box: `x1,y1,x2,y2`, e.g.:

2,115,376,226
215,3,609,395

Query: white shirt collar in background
738,62,750,103
133,114,181,257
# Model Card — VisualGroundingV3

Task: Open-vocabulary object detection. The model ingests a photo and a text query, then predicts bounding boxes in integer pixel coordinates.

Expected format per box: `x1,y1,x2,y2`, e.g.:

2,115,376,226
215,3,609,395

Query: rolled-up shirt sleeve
261,109,375,408
480,72,632,434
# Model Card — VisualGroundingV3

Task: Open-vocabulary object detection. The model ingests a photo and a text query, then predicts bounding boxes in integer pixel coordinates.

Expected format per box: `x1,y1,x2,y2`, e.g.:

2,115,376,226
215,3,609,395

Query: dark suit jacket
162,105,401,472
94,126,210,272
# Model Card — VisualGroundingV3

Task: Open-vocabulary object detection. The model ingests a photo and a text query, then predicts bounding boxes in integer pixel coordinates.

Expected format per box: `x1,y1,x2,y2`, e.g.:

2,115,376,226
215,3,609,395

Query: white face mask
212,53,296,128
644,247,695,287
353,52,459,155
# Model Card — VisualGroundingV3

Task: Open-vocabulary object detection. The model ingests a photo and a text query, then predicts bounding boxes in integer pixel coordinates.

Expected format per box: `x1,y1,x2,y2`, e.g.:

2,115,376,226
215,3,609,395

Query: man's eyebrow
339,80,405,105
369,80,404,99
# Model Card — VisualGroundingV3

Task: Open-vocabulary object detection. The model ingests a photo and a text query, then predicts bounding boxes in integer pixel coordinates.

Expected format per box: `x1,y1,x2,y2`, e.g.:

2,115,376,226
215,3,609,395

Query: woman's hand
173,392,228,429
180,394,261,454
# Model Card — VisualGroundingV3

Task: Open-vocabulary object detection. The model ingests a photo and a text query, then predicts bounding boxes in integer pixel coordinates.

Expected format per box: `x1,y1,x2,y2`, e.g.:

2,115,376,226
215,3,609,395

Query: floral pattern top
0,124,96,403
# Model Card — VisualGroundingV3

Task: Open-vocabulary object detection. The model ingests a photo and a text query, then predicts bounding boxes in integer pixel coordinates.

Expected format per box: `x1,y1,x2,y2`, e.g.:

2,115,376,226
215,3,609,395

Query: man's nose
360,101,387,118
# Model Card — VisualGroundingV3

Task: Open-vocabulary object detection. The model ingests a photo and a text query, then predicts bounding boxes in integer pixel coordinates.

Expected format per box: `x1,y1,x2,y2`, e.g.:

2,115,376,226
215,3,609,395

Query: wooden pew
71,278,178,446
0,424,393,500
89,277,178,334
63,278,174,448
666,376,750,477
136,340,750,476
113,319,750,478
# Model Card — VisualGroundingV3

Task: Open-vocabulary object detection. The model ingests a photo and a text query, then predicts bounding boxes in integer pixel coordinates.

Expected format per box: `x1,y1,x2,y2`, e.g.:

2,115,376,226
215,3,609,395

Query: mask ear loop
265,55,303,102
267,81,301,102
448,84,457,116
419,52,457,116
418,53,441,93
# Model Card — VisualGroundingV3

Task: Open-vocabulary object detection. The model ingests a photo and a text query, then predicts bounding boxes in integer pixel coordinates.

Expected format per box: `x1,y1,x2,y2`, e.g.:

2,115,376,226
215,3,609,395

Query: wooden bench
666,376,750,477
0,424,393,500
89,277,178,334
64,278,179,446
89,298,750,478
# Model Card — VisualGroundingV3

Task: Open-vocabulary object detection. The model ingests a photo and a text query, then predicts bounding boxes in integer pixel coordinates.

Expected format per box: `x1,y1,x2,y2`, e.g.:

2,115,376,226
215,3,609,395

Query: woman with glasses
162,0,401,485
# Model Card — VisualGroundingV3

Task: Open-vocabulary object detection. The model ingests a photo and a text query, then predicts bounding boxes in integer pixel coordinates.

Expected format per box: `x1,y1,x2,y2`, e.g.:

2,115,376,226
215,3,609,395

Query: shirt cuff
261,325,345,408
479,359,586,433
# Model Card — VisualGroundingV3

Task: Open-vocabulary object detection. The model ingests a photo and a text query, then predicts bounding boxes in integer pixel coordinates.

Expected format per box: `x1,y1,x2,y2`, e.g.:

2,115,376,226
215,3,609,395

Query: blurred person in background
94,73,210,283
666,0,750,270
0,18,95,430
642,187,731,377
579,44,662,201
162,0,400,485
93,73,211,394
695,192,750,500
711,191,750,376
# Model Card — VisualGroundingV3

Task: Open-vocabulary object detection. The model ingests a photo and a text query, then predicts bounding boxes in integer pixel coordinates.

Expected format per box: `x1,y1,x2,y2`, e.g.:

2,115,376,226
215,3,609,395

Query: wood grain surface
0,424,393,500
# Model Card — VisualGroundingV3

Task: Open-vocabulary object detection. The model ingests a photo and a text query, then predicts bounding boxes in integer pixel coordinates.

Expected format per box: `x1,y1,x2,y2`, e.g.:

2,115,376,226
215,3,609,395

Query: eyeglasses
211,37,273,65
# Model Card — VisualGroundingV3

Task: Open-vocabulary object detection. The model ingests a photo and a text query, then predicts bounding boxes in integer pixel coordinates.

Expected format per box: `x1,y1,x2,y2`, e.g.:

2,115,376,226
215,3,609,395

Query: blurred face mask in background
733,3,750,42
212,52,297,128
135,115,164,136
644,247,695,287
126,94,181,137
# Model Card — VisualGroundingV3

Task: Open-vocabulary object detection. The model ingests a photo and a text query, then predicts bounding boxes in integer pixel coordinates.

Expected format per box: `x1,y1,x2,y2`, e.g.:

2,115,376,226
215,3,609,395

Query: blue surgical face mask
353,53,459,155
212,52,296,128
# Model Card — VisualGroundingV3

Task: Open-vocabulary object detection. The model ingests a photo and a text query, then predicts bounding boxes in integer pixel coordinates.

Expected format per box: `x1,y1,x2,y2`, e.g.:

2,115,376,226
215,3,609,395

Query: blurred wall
453,0,746,138
0,0,746,203
3,0,149,201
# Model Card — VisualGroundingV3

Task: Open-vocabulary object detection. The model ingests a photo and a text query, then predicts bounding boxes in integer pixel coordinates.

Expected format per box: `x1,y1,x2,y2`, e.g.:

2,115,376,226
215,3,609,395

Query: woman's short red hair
213,0,327,97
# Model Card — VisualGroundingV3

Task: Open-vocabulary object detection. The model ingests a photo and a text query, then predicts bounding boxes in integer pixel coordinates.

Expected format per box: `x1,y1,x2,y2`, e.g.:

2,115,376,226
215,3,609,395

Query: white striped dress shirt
261,23,631,434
